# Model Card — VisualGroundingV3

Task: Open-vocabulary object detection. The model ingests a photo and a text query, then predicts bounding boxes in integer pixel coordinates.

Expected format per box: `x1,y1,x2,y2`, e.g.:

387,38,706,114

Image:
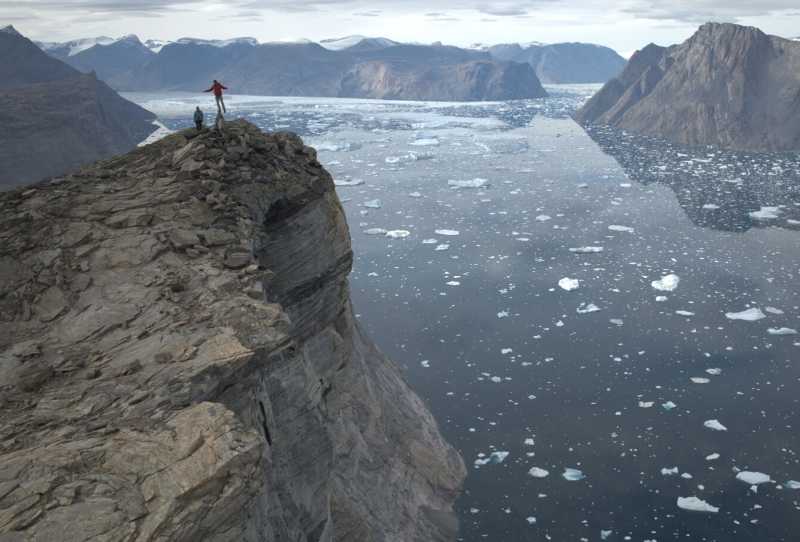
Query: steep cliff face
489,41,626,84
0,120,465,540
0,27,157,188
575,23,800,151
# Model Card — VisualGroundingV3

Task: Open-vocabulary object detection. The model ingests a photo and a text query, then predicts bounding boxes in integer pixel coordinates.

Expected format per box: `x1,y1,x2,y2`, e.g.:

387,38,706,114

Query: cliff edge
575,23,800,151
0,120,465,541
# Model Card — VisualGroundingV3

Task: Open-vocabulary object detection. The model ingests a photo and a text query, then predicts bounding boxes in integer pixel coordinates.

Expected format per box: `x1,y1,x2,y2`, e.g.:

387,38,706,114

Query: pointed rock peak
117,34,143,44
1,25,22,37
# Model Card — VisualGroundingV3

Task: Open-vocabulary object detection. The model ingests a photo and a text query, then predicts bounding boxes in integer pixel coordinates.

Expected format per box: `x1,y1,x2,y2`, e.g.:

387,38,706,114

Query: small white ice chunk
749,206,781,220
736,472,771,485
661,467,679,476
706,453,720,461
652,274,680,292
677,496,719,514
608,225,635,233
435,229,460,236
448,178,488,189
562,468,586,481
558,278,580,291
528,467,550,478
704,419,727,431
569,246,604,254
577,303,601,314
385,230,411,239
363,199,382,209
662,401,677,411
525,516,537,525
785,481,800,490
725,308,766,321
364,228,387,235
768,327,797,336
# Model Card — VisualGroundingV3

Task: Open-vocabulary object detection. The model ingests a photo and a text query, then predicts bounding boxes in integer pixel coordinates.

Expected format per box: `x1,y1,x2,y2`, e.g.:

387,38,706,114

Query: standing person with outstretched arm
204,80,227,114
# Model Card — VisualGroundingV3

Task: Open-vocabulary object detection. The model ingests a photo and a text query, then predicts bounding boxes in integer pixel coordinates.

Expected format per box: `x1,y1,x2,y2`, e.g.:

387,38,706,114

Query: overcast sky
4,0,800,56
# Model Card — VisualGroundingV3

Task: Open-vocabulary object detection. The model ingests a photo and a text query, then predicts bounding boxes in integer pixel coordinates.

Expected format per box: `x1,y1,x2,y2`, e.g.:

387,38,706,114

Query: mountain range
0,26,157,188
576,23,800,152
37,33,552,101
34,33,627,101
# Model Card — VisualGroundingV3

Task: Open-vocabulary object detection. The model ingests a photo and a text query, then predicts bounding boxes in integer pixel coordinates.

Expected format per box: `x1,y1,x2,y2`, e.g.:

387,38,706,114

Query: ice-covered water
128,86,800,541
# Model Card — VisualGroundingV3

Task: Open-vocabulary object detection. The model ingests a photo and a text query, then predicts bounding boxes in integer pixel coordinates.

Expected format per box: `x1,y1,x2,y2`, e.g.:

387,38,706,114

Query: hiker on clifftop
204,79,227,114
193,106,204,131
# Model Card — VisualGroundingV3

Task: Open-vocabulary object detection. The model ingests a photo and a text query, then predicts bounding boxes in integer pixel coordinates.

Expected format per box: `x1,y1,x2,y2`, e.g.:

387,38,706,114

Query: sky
4,0,800,56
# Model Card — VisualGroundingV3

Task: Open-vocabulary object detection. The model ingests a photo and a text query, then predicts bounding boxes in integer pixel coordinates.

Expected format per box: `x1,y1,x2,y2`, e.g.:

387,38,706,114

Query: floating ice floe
422,238,438,244
601,530,613,540
364,228,387,235
706,453,720,461
725,308,766,321
608,225,635,233
675,310,695,317
652,274,680,292
528,467,550,478
705,368,722,376
525,517,536,525
736,471,771,487
435,244,450,251
610,318,624,326
677,496,719,513
662,401,677,411
316,141,361,152
785,481,800,490
446,281,461,286
420,360,430,368
562,468,586,481
702,204,721,210
408,191,423,198
691,377,710,384
704,419,727,431
535,214,552,222
410,137,439,147
569,246,604,254
334,178,364,187
656,296,668,302
363,199,382,209
661,467,679,476
448,178,489,189
474,451,509,467
435,229,460,236
768,327,798,335
766,307,785,315
558,278,580,291
749,206,781,220
497,311,510,319
577,303,601,314
385,230,411,239
638,401,654,408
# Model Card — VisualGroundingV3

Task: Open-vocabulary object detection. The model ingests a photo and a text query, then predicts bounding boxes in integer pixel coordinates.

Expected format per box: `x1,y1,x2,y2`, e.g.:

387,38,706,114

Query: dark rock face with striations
575,23,800,152
0,26,157,189
0,120,465,541
488,42,627,84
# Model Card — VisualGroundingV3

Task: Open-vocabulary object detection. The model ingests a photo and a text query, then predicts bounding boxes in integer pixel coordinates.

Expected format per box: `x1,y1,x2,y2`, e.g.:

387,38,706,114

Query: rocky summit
575,23,800,152
0,120,465,541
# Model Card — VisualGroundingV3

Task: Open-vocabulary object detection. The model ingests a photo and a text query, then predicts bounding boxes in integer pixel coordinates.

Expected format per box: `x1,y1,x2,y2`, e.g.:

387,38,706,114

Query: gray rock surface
0,120,465,541
575,23,800,151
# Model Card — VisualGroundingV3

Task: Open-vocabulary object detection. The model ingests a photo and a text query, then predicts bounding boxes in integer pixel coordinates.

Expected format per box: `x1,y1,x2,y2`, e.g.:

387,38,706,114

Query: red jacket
204,82,227,97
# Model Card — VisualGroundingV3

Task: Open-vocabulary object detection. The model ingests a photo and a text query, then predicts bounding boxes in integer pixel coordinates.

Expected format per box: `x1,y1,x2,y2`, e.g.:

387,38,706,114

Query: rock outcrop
575,23,800,151
0,120,465,540
488,41,626,84
0,27,157,189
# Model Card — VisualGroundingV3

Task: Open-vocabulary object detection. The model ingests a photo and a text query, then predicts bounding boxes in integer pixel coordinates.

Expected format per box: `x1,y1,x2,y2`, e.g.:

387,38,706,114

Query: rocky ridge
0,120,465,541
575,23,800,151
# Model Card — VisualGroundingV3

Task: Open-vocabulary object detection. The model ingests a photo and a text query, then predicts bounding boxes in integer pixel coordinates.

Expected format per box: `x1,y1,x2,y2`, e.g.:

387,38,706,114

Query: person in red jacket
204,80,227,114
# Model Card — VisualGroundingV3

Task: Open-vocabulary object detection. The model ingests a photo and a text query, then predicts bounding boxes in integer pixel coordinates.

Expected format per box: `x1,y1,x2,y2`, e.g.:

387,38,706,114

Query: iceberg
703,419,727,431
736,471,771,485
725,308,766,321
677,496,719,513
562,468,586,481
651,274,680,292
528,467,550,478
558,278,580,291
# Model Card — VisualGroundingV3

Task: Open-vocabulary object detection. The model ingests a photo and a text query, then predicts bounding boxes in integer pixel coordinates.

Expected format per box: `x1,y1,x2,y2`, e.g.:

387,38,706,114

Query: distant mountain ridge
0,26,156,187
488,42,627,83
35,33,549,101
575,23,800,151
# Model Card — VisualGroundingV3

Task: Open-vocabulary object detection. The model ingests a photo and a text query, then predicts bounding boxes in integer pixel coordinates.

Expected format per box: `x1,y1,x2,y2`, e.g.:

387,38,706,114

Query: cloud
619,0,800,23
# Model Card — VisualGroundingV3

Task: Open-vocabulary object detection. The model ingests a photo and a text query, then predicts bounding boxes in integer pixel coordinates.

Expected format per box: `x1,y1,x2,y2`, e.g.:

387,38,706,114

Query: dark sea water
129,88,800,541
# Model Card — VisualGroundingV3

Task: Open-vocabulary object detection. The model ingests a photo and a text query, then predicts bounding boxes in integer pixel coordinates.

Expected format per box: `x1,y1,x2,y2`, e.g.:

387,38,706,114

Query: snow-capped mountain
1,24,22,37
319,35,398,51
39,36,116,57
173,37,259,48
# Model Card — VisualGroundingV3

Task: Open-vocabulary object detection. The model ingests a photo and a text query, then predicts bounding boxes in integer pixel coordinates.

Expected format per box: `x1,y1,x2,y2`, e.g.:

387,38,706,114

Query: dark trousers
195,121,202,131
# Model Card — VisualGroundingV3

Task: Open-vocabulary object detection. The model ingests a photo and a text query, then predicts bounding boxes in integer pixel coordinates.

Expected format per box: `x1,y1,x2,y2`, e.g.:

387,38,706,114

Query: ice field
129,87,800,541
